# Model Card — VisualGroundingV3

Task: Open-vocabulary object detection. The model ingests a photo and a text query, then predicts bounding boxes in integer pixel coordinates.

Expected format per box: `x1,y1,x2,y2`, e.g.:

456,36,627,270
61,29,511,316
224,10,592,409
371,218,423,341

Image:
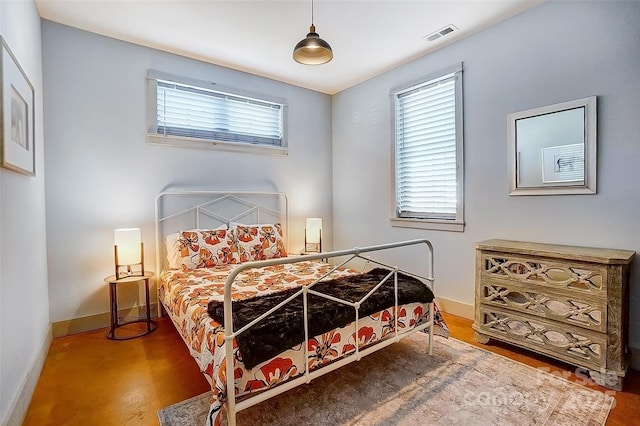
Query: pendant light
293,0,333,65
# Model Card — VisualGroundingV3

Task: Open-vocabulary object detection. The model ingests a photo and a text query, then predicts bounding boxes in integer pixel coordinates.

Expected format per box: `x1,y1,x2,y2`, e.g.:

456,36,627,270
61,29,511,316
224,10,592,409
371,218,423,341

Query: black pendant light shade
293,2,333,65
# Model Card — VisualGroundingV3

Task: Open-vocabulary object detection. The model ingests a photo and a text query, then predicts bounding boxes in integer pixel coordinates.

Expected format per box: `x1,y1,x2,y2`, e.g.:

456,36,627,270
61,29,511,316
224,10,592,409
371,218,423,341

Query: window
147,70,288,155
391,63,464,232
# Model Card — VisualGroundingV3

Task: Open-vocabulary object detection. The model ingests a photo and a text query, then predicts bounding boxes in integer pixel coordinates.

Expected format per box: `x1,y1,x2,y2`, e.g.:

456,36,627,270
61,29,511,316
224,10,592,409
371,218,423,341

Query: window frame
390,63,464,232
147,70,288,156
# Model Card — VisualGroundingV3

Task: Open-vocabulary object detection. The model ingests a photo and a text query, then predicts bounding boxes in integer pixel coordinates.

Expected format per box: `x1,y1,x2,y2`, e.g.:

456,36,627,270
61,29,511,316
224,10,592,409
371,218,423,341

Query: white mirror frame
508,96,597,196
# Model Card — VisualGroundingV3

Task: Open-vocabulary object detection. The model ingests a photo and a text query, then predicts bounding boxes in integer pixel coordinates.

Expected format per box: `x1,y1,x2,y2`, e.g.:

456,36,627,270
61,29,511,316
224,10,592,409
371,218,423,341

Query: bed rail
222,238,434,426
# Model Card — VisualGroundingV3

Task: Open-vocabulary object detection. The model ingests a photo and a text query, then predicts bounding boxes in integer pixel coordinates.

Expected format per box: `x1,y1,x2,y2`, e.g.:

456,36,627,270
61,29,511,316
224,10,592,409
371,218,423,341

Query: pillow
230,222,287,261
165,232,184,269
165,225,237,270
178,227,241,270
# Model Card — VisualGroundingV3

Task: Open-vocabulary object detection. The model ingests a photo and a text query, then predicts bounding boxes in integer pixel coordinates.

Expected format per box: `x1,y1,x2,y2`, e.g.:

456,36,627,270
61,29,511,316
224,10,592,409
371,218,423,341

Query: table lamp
305,218,322,253
114,228,144,279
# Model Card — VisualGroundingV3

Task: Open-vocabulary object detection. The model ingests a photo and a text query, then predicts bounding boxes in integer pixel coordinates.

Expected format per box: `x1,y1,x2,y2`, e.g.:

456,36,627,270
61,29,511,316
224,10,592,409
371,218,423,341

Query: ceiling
35,0,544,95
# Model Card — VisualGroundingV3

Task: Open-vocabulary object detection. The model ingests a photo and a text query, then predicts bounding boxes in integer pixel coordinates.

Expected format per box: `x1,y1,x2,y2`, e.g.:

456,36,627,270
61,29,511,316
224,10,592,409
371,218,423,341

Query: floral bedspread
158,261,449,426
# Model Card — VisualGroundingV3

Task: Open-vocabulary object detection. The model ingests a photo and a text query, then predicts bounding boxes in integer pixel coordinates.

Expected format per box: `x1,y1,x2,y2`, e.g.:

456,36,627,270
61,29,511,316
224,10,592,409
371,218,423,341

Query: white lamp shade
305,218,322,244
114,228,141,265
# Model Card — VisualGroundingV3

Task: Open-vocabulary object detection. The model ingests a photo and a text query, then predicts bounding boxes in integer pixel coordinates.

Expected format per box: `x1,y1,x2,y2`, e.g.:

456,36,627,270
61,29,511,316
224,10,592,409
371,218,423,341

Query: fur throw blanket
207,267,434,369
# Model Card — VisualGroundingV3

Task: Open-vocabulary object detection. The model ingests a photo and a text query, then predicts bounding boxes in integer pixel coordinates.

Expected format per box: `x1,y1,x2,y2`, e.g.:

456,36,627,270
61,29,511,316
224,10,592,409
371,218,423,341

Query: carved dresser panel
473,239,635,390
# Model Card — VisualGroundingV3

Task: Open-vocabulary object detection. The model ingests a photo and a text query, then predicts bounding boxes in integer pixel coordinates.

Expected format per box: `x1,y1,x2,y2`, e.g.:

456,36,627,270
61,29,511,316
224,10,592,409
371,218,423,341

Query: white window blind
150,74,285,149
395,75,458,220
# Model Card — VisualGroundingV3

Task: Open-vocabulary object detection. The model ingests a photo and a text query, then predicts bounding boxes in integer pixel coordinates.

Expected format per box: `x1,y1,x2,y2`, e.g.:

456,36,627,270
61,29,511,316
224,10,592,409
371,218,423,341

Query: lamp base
304,227,322,253
304,243,321,253
115,266,144,280
114,242,145,281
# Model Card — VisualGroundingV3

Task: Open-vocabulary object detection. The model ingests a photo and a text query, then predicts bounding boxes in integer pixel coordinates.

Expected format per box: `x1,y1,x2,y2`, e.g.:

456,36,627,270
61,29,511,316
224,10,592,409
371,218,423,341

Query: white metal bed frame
155,190,436,426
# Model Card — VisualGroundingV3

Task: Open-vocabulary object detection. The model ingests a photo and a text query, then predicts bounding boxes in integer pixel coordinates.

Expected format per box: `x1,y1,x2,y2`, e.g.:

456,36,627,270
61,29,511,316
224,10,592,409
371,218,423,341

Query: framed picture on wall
1,36,35,176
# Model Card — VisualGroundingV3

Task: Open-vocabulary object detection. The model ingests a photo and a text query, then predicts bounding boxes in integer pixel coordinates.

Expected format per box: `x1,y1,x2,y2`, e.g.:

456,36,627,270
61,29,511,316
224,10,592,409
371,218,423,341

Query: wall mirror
508,96,597,196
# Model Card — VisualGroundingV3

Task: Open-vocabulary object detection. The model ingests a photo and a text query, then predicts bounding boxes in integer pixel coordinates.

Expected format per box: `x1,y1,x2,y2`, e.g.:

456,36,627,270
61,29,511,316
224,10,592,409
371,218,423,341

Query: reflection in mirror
508,96,596,196
516,108,585,187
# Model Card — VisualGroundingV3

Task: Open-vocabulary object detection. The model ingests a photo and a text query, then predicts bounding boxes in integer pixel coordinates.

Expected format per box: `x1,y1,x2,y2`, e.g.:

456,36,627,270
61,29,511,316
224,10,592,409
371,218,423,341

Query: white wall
0,1,50,425
332,1,640,361
41,22,334,325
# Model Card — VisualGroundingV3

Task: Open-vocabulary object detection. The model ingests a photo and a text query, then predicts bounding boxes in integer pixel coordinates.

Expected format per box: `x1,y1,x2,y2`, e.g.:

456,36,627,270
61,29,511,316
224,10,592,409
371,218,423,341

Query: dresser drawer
480,252,608,298
478,278,607,333
475,305,606,369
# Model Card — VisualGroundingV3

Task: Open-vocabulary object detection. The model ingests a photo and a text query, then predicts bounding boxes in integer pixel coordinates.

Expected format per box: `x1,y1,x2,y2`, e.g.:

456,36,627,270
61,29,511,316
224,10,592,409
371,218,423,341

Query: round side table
104,271,157,340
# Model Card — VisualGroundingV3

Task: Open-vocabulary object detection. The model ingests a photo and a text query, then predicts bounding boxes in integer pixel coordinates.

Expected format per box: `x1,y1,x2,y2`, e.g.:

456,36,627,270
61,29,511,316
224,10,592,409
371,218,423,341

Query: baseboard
2,324,52,426
435,296,474,320
52,303,158,337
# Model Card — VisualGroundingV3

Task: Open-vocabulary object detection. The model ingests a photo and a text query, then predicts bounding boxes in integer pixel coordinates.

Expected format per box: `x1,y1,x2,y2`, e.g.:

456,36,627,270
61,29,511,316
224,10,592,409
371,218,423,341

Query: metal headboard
154,190,288,277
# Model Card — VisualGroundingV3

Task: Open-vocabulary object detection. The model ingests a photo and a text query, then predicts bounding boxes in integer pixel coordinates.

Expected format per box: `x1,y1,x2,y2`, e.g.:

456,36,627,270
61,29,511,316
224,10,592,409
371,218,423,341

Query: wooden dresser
473,239,635,390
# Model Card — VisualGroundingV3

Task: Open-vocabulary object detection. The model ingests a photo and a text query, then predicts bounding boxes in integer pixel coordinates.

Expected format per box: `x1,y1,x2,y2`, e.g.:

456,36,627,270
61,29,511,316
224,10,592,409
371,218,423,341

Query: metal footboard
222,239,435,426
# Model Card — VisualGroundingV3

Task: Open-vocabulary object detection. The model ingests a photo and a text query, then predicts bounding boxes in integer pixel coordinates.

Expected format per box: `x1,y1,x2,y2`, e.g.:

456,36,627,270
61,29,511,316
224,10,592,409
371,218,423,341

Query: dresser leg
474,331,490,344
589,369,624,391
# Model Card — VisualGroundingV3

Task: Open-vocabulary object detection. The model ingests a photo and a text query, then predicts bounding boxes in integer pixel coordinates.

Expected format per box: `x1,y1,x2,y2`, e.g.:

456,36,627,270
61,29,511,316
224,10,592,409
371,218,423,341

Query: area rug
158,334,614,426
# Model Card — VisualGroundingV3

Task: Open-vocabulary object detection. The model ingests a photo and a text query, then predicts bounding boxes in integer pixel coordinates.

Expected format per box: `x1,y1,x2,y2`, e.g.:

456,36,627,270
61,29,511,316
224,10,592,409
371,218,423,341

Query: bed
155,190,449,426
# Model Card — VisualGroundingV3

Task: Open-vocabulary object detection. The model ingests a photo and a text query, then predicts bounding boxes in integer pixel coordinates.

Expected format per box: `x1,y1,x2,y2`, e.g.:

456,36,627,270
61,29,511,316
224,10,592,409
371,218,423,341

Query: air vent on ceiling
424,25,458,42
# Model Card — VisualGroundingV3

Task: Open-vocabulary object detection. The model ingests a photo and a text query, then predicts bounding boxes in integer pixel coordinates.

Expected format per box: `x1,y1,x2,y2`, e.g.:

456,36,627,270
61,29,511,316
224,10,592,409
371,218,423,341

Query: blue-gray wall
332,1,640,365
41,22,335,324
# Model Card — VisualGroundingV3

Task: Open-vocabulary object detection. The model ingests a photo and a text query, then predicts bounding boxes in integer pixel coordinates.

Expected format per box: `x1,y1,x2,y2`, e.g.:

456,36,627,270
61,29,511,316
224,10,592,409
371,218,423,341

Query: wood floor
23,312,640,425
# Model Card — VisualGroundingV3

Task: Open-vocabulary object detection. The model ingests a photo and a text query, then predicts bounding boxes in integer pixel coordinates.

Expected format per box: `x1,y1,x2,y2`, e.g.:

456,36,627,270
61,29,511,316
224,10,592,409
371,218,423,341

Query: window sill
147,134,288,156
390,217,465,232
